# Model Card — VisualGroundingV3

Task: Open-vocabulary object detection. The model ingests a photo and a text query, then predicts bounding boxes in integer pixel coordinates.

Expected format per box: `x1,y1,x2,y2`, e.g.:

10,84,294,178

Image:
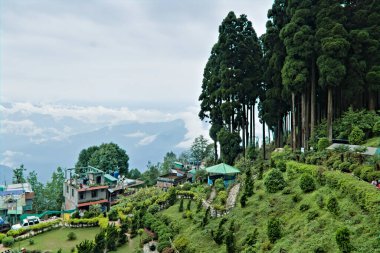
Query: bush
333,160,341,170
67,231,77,241
214,178,225,192
2,236,15,247
299,204,310,212
327,197,339,215
316,194,325,209
373,121,380,136
29,239,35,245
240,192,247,207
277,160,286,172
292,194,302,203
0,233,6,243
264,169,286,193
108,209,118,221
339,162,351,172
318,138,330,151
336,227,352,253
307,211,319,221
216,190,228,205
178,198,184,212
267,218,281,243
349,126,365,145
299,174,316,193
173,236,190,253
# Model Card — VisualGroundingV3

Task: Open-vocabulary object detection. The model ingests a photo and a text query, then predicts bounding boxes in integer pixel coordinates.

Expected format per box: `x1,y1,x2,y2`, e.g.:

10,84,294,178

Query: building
63,166,144,211
0,183,34,224
156,171,187,190
205,163,241,188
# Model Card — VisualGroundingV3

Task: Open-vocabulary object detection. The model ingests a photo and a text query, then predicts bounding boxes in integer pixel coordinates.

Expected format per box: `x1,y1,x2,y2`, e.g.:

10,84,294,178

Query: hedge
6,219,61,237
66,217,99,227
286,161,380,214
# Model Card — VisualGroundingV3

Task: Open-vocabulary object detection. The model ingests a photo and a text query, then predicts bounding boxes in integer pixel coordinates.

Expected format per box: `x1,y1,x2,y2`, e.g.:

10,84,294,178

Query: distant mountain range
1,119,187,182
0,165,13,184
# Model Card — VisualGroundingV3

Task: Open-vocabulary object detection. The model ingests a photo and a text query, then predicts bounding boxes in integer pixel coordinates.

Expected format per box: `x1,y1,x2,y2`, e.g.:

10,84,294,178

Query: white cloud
124,131,147,138
138,134,157,146
0,150,26,168
0,119,43,137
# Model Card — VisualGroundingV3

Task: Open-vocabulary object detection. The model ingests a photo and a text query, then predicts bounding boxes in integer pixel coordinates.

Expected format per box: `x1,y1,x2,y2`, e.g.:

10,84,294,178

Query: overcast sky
1,0,272,107
0,0,273,163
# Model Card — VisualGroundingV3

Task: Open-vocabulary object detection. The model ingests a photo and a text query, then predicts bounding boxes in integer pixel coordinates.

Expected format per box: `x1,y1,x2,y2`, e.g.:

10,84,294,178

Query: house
156,172,187,190
63,166,144,211
205,163,241,188
0,183,34,225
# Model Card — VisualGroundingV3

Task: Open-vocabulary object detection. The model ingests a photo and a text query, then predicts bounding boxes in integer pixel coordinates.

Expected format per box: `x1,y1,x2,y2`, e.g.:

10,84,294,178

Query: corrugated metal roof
104,174,117,182
205,163,241,175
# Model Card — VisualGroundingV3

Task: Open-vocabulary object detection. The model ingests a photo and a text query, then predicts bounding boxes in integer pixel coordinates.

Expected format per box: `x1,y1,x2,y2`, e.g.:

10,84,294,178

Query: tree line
199,0,380,163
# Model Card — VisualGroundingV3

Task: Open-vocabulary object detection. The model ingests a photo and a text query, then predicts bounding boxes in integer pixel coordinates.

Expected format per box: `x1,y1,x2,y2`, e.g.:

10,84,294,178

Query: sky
0,0,273,169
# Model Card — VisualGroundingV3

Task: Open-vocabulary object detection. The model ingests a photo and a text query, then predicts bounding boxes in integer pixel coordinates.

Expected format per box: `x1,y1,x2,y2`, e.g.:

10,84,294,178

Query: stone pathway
201,184,241,217
226,183,240,209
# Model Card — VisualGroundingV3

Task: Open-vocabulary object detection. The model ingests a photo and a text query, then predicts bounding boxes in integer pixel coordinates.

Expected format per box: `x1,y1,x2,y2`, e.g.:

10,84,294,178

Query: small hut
205,163,240,187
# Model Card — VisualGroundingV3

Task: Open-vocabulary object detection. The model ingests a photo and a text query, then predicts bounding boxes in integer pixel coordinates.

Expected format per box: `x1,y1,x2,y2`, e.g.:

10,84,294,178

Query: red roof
78,185,108,192
77,199,108,207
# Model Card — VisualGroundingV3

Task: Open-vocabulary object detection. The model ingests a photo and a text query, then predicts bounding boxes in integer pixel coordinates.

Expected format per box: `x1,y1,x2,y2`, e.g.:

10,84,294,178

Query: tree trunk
214,140,218,162
263,121,266,160
305,87,310,150
252,105,255,148
250,104,253,146
242,104,246,153
301,92,306,149
310,60,316,140
292,93,296,150
327,86,333,142
369,92,376,112
297,98,302,149
246,105,249,148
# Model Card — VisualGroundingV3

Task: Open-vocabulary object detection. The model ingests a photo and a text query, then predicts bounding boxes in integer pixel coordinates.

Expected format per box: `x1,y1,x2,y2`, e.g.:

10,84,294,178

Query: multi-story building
0,183,34,224
63,166,144,211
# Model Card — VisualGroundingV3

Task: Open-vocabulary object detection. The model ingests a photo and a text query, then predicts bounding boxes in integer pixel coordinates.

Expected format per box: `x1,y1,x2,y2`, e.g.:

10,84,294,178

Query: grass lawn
11,227,140,253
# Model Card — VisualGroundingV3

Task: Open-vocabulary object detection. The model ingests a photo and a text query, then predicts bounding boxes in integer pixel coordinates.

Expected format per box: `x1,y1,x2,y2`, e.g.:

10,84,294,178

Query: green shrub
67,231,77,241
0,233,6,243
215,178,225,192
2,236,14,247
299,204,310,212
318,138,330,151
29,238,35,245
327,197,339,215
336,227,352,253
349,126,365,144
359,166,375,181
316,194,325,209
292,194,302,203
339,162,351,172
373,121,380,136
108,209,118,221
240,192,247,207
216,190,228,205
173,235,189,253
299,174,316,193
282,187,292,195
307,211,319,221
277,160,286,172
349,163,359,173
333,160,341,170
178,198,184,212
264,169,286,193
368,171,380,181
267,218,281,243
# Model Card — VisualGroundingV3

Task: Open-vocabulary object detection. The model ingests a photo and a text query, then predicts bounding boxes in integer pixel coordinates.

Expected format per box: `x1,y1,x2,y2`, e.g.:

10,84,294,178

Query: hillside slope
161,162,380,253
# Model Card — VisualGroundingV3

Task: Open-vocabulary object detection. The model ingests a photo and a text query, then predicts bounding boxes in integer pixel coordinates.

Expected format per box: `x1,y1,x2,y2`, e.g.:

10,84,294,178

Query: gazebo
205,163,241,187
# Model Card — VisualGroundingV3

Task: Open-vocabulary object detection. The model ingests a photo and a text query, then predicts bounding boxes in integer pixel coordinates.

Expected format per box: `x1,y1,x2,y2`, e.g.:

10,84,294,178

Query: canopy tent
205,163,241,175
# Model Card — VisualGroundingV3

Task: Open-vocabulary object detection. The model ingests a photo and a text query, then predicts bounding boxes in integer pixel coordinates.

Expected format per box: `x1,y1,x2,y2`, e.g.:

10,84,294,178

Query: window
79,192,85,200
71,189,74,197
96,176,101,184
91,190,98,198
66,185,69,193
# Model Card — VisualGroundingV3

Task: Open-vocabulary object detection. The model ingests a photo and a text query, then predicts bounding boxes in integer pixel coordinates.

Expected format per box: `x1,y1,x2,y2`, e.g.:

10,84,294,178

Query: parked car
11,216,40,230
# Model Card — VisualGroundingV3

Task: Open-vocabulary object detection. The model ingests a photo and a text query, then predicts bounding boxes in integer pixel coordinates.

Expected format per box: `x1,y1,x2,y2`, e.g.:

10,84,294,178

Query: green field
11,227,140,253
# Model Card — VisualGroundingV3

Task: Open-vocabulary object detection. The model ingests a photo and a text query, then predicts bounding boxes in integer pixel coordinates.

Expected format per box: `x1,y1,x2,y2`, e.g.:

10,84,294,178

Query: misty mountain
1,119,187,182
0,165,13,184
